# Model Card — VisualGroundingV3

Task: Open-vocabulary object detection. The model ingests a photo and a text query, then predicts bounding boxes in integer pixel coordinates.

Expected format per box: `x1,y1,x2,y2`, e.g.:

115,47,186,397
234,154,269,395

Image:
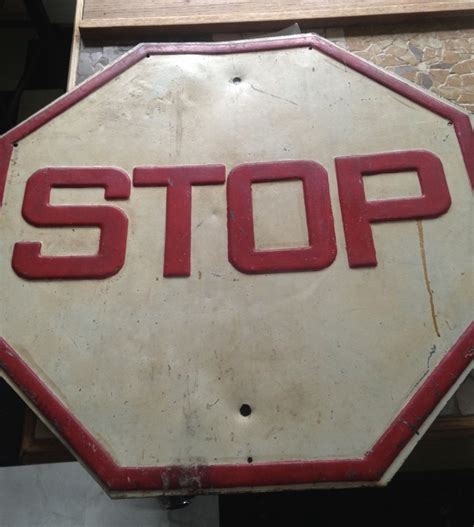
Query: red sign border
0,34,473,492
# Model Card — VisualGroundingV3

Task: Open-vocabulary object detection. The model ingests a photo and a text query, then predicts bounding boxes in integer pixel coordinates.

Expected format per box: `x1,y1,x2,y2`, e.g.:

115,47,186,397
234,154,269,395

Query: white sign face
0,35,472,496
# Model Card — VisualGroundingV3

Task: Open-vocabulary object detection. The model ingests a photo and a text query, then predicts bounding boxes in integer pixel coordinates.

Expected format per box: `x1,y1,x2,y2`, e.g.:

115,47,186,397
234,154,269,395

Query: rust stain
417,220,440,338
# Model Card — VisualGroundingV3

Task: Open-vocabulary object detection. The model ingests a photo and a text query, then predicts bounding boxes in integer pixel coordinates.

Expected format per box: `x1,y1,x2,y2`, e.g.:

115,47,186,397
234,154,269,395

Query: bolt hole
247,456,253,463
146,53,151,58
447,121,453,126
232,76,242,85
240,404,251,417
13,142,18,147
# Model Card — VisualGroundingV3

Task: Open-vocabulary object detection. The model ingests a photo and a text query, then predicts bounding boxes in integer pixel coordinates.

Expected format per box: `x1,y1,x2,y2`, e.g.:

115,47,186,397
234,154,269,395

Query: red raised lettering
227,160,337,273
133,165,225,277
335,150,451,267
12,167,131,279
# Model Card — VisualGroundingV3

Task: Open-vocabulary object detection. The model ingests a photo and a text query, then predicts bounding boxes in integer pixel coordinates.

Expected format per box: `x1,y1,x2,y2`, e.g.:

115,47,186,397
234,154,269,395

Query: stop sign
0,34,472,496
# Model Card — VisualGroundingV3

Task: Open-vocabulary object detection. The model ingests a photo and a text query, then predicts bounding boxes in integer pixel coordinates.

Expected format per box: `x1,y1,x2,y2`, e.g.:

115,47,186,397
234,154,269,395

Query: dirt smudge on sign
174,90,183,156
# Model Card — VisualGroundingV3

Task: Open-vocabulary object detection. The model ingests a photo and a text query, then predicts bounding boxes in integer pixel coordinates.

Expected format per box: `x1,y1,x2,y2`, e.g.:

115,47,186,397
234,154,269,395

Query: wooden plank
82,0,473,21
79,0,474,37
20,409,74,464
426,416,474,439
67,0,85,91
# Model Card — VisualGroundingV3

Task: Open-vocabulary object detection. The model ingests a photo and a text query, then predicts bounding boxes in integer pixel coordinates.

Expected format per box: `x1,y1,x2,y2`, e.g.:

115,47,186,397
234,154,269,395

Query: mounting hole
240,404,252,417
447,120,453,126
13,142,18,147
146,53,151,58
232,76,242,85
247,456,253,463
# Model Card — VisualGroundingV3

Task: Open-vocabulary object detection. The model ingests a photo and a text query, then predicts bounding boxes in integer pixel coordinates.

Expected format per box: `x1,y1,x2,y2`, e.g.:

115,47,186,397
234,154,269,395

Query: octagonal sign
0,35,473,496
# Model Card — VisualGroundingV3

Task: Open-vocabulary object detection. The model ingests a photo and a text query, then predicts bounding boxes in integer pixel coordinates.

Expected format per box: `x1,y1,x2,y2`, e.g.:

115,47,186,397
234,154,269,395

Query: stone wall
342,20,474,113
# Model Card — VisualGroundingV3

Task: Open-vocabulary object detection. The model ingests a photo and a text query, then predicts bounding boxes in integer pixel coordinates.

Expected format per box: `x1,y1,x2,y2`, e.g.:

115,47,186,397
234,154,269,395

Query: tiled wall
339,20,474,113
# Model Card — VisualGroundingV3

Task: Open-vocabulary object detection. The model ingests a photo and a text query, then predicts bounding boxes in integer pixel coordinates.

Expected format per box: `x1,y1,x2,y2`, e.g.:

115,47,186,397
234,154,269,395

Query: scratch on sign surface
248,82,298,106
206,398,220,409
174,90,183,156
427,344,437,368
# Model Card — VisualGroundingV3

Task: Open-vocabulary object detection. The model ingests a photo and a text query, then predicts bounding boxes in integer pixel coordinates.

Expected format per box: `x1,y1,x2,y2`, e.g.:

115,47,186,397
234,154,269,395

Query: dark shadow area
0,379,25,466
0,0,72,133
220,470,474,527
0,0,73,465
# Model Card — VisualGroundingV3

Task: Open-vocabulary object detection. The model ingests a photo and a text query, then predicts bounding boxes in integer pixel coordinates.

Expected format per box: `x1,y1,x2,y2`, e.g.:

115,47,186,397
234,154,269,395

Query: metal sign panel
0,35,472,496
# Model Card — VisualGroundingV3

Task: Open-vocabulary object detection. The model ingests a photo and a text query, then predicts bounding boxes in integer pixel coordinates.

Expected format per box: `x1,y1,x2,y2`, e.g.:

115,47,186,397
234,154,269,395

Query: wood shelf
78,0,474,38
